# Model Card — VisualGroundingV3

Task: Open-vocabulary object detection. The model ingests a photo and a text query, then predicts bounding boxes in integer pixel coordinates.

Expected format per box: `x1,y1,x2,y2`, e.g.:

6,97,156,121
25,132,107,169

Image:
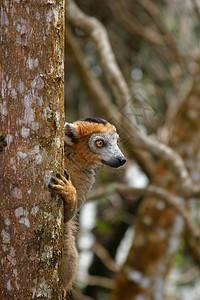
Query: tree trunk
0,1,65,298
111,83,200,299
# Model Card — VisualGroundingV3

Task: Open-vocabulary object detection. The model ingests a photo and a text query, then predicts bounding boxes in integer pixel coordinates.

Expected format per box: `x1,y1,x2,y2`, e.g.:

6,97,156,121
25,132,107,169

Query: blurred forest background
66,0,200,299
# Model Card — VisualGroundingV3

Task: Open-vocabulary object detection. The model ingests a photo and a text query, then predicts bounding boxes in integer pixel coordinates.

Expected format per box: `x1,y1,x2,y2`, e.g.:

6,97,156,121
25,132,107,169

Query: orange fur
75,140,100,165
75,121,115,138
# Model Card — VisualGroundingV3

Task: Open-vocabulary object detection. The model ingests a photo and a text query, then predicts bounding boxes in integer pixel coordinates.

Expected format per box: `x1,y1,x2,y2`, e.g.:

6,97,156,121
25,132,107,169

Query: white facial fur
88,131,126,168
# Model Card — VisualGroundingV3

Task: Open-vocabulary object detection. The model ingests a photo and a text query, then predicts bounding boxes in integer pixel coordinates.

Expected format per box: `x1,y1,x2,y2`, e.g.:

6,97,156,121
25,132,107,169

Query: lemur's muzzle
101,156,126,168
117,156,127,166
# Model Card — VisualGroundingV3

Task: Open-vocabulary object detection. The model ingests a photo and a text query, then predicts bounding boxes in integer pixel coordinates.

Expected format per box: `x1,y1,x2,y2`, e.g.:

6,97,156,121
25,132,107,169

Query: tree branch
78,274,114,289
67,0,135,122
92,241,119,273
139,0,186,65
87,183,200,242
191,0,200,23
109,0,164,47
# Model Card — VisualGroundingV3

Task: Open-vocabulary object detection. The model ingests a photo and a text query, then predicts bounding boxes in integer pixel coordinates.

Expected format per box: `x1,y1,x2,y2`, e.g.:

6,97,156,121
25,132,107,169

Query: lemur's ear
64,122,79,145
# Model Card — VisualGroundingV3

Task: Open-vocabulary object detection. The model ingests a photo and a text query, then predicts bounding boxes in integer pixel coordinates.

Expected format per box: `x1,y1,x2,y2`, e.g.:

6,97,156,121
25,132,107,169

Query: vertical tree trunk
0,1,65,298
111,83,200,299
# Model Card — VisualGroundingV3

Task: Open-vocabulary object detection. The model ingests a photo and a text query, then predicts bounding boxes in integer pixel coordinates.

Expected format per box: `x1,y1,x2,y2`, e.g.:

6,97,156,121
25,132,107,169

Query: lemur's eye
117,138,120,145
95,140,104,148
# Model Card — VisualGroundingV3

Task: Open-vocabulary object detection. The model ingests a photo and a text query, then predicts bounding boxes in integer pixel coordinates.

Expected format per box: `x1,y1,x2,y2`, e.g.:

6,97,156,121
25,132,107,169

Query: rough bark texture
111,84,200,299
0,1,65,298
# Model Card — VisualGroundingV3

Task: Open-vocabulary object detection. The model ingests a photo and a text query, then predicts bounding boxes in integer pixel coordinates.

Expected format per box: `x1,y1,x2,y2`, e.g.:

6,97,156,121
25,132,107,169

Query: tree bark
0,1,65,298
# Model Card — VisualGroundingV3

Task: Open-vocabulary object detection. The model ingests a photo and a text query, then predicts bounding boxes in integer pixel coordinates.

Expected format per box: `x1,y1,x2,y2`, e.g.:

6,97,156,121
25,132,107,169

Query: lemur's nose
117,157,126,166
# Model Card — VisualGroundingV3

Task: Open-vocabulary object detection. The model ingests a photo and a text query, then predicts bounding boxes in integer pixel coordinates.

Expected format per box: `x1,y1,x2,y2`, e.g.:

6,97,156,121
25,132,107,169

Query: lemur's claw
64,169,69,180
48,183,53,189
56,172,61,179
51,176,57,184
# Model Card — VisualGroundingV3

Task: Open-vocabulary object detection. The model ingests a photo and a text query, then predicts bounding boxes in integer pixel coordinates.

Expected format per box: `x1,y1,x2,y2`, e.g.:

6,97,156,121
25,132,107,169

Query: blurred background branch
65,0,200,299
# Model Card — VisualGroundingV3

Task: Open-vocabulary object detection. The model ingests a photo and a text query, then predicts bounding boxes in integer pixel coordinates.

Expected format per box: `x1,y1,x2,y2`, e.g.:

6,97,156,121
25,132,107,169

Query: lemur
48,117,126,295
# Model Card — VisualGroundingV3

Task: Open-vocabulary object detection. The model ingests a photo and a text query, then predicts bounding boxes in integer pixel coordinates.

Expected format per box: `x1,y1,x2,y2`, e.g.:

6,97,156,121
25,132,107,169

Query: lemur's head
64,117,126,168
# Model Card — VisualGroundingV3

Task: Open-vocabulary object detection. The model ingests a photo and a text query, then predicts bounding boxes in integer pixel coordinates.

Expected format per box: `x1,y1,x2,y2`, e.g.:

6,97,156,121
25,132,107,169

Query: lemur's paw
48,170,70,192
0,136,7,152
48,169,77,222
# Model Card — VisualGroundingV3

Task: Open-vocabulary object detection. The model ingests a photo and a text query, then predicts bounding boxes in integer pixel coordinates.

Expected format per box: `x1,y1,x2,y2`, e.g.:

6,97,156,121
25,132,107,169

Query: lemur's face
88,131,126,168
64,118,126,168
